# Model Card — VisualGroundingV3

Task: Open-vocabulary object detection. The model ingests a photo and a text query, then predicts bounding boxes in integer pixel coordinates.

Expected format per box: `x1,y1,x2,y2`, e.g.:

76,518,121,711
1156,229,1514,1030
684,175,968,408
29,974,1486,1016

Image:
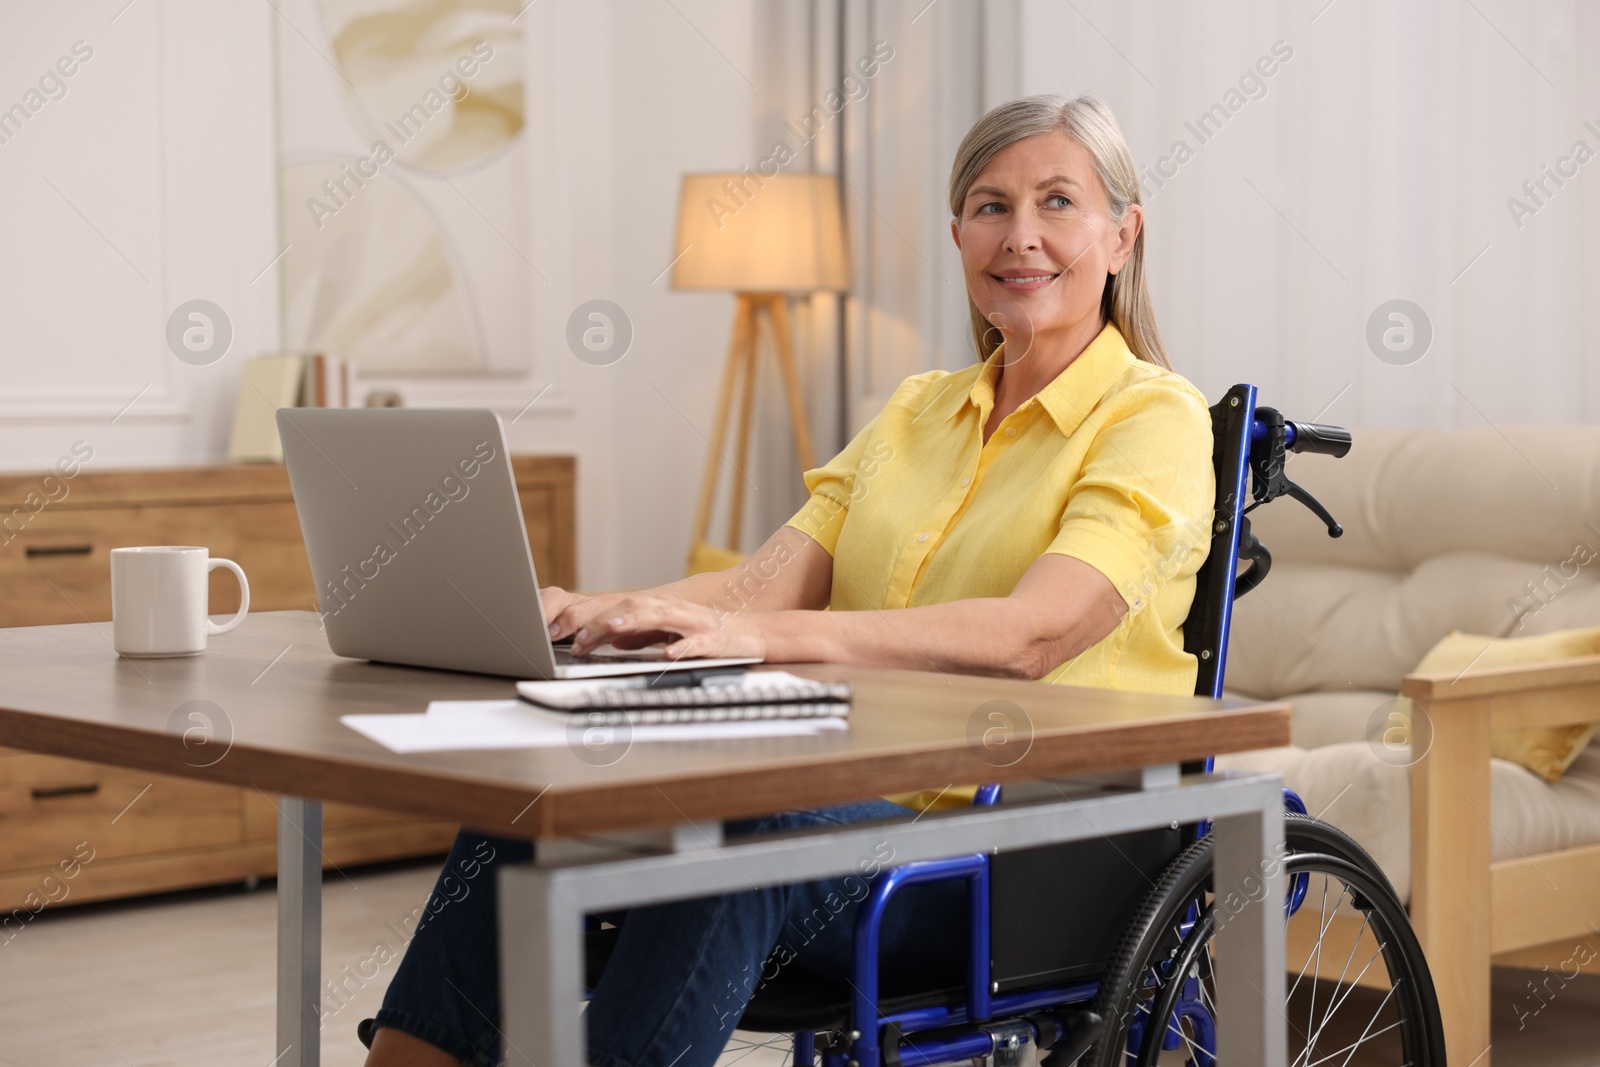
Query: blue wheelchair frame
791,383,1349,1067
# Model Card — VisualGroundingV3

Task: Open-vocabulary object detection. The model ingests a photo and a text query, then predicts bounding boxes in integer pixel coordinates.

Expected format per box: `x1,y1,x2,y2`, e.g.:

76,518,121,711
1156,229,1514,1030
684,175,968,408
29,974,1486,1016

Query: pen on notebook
641,666,751,689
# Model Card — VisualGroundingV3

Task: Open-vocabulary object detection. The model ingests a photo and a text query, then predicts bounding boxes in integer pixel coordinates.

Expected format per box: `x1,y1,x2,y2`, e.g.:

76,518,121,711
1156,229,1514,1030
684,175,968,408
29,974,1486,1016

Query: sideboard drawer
231,499,318,612
0,754,241,871
241,789,441,841
0,505,239,627
0,501,321,624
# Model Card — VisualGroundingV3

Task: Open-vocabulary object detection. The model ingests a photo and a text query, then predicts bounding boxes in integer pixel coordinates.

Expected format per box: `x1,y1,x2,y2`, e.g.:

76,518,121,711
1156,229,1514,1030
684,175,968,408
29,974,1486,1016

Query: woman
364,92,1215,1067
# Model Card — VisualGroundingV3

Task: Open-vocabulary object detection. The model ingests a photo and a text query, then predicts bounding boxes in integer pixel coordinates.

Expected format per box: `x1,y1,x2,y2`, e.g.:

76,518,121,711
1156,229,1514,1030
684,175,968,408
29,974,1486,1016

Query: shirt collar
963,322,1140,438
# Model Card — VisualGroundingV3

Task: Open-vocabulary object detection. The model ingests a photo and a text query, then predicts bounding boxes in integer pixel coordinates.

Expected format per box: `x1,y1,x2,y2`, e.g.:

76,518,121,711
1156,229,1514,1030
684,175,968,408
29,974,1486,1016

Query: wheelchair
586,384,1448,1066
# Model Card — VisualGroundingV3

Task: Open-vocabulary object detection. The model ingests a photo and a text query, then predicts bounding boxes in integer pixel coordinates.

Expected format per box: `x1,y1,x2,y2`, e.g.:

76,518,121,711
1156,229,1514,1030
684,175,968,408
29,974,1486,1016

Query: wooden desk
0,610,1292,1066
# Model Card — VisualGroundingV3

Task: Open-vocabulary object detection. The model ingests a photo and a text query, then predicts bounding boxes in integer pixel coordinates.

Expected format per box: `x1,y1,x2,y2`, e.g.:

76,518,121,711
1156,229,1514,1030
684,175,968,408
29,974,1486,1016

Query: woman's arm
543,526,832,643
567,548,1127,680
653,526,833,614
760,553,1126,679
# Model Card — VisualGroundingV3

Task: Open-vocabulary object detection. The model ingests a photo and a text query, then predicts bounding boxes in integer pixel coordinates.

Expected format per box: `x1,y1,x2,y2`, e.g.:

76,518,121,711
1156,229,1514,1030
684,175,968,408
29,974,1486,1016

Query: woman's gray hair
948,93,1171,369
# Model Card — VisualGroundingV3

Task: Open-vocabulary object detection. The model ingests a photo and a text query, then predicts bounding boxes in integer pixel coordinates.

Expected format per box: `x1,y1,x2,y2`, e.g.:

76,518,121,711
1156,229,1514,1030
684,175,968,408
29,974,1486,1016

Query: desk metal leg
1211,792,1286,1066
277,796,322,1067
500,867,583,1067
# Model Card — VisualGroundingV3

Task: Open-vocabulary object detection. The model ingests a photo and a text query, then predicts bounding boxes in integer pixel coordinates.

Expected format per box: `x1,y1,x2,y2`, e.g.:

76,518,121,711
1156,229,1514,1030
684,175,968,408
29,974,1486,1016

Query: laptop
277,408,761,679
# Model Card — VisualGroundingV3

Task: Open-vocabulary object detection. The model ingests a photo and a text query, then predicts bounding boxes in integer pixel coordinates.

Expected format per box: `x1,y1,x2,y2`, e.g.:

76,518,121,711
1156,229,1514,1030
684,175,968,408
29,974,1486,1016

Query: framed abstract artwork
275,0,530,376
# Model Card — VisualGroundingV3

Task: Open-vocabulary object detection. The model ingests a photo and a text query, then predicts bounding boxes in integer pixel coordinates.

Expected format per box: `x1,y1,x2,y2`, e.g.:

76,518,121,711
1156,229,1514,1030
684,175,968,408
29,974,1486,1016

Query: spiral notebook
514,669,851,726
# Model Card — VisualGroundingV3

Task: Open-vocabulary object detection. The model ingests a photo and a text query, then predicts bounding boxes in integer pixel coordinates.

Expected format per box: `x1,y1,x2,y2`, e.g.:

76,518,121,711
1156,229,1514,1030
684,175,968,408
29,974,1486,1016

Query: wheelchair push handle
1249,417,1353,458
1284,420,1352,458
1240,405,1351,564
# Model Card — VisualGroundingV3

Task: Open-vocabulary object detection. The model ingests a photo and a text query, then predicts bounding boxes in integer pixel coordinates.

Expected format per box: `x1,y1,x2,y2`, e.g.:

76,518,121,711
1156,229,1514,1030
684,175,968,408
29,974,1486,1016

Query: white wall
485,0,760,589
0,1,277,465
9,1,1592,593
1016,0,1600,429
0,0,758,592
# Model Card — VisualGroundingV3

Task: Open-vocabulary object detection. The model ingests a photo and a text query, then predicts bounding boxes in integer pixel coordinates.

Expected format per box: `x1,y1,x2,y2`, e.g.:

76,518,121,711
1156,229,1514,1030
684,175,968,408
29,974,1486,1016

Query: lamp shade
670,172,849,293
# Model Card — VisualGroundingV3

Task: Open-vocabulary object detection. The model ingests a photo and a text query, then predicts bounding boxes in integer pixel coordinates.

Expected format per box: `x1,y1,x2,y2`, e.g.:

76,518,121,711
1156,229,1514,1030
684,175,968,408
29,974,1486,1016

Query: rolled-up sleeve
782,413,883,557
1044,379,1216,610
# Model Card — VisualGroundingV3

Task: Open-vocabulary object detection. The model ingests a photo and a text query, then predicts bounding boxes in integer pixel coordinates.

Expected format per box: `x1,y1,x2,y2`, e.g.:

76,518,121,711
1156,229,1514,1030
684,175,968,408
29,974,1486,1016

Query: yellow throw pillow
686,540,746,576
1410,627,1600,783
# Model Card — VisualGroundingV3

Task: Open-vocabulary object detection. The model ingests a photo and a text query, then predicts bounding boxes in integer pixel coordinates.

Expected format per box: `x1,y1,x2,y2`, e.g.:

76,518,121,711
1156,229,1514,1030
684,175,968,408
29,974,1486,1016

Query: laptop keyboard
552,647,651,665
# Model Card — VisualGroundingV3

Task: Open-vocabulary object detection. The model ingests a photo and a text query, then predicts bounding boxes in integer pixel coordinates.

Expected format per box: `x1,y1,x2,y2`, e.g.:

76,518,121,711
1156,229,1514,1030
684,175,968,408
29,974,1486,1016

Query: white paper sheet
341,700,848,754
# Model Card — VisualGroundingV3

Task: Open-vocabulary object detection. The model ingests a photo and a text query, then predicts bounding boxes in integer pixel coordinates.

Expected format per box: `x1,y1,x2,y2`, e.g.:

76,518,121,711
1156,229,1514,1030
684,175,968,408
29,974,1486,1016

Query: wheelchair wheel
1087,812,1445,1066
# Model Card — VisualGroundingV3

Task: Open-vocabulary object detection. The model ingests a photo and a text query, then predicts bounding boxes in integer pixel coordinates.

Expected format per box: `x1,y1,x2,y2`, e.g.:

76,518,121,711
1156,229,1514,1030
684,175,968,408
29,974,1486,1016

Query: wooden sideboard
0,457,575,911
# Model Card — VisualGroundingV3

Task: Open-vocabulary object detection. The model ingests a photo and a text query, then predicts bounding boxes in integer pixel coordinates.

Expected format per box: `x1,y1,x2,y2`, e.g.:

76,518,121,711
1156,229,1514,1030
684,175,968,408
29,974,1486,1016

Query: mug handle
206,558,251,636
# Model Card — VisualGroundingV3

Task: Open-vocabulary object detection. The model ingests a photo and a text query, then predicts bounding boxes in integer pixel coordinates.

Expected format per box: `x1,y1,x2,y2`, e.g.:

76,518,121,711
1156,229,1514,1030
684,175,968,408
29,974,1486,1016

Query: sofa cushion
1215,743,1412,895
1223,425,1600,701
1239,426,1600,573
1410,627,1600,783
1217,738,1600,903
1222,688,1395,749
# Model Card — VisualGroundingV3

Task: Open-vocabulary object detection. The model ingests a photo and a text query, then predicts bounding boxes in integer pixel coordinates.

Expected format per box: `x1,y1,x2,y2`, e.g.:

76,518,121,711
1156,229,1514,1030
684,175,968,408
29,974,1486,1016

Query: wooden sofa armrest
1402,651,1600,732
1403,651,1600,1064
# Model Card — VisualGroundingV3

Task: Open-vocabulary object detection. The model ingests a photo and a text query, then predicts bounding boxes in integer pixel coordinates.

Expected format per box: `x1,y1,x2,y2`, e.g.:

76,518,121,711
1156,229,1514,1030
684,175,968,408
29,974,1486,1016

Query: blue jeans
371,798,966,1067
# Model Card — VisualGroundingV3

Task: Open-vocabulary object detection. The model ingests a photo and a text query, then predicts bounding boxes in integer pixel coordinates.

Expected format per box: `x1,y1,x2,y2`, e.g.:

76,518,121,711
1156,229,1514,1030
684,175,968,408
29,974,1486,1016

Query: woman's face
951,130,1140,359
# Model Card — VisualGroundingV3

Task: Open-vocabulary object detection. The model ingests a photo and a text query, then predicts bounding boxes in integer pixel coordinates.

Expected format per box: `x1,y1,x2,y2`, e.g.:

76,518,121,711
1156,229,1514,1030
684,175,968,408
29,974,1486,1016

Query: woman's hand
541,587,631,642
543,586,739,655
565,593,768,661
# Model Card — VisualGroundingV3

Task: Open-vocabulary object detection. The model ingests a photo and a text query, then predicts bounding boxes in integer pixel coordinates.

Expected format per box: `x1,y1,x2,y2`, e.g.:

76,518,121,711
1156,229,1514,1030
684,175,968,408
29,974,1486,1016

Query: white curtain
745,0,1020,546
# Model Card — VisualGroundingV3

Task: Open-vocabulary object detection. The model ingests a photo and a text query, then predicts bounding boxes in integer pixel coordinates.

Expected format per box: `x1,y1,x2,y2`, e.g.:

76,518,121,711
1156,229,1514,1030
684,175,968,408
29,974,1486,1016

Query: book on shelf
227,352,357,462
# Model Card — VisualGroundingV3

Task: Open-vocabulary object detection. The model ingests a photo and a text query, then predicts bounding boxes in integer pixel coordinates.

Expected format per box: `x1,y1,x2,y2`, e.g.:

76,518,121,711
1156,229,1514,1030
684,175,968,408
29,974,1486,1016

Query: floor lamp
671,173,850,575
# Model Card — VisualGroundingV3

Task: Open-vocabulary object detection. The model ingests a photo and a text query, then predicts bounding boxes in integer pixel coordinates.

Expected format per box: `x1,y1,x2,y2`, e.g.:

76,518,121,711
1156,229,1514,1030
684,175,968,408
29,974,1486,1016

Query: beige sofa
1214,424,1600,1066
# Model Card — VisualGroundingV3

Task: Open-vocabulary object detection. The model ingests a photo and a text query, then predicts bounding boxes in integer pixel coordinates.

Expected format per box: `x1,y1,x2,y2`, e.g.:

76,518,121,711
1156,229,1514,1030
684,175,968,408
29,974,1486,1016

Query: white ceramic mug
110,546,250,657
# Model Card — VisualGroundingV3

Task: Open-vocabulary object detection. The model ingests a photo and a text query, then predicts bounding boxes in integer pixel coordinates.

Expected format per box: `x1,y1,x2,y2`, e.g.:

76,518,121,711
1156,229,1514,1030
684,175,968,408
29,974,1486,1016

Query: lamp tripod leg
691,295,751,557
727,303,761,553
768,296,817,471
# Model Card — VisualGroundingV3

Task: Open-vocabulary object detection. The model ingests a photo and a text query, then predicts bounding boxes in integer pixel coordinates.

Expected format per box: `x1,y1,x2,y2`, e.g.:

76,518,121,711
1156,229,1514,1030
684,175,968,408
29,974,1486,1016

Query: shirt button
960,476,971,487
1004,426,1017,438
917,532,929,543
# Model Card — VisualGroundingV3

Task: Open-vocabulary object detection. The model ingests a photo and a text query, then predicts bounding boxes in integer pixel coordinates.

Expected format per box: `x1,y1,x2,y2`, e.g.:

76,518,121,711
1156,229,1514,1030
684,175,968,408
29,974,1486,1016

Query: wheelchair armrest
850,853,991,1061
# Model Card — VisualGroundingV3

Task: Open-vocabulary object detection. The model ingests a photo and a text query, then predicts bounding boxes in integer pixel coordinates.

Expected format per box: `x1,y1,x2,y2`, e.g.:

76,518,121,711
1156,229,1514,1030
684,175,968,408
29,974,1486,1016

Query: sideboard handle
25,545,93,558
31,783,101,800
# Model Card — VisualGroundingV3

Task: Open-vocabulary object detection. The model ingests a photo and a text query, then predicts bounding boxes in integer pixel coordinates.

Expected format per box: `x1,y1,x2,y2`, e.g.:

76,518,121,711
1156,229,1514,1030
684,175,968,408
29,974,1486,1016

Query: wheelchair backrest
1182,383,1259,700
1180,383,1352,699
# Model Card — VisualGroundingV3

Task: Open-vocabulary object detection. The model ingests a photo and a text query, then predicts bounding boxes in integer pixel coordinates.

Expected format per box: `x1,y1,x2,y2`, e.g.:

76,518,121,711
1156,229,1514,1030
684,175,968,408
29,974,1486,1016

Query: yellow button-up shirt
783,323,1216,812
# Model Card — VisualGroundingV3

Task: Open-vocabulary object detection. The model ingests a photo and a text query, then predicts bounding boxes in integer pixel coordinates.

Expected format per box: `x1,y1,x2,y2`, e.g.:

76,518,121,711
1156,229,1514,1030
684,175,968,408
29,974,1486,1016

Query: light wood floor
0,858,789,1066
0,857,1596,1066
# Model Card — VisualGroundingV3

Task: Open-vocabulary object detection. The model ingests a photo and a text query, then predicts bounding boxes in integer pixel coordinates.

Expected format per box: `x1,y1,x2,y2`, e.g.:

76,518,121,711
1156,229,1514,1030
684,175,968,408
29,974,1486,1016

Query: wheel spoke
1292,904,1373,1067
1176,1018,1210,1065
1199,941,1218,1017
1304,1018,1403,1067
1297,940,1391,1063
1329,989,1403,1067
717,1033,802,1066
1330,909,1376,995
1303,876,1334,1037
1301,874,1329,1005
1178,915,1220,1063
1295,875,1350,1061
1309,997,1404,1067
